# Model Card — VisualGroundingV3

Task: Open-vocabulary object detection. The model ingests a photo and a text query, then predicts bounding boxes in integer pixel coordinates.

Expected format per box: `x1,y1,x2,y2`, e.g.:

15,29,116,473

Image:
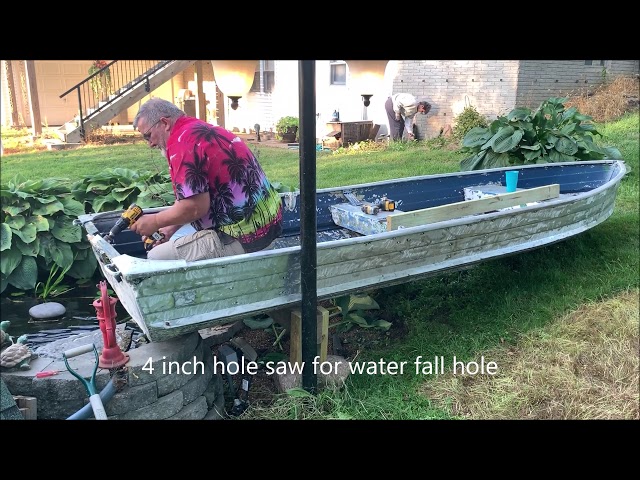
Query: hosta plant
331,293,391,333
1,175,97,294
460,97,622,171
70,167,173,213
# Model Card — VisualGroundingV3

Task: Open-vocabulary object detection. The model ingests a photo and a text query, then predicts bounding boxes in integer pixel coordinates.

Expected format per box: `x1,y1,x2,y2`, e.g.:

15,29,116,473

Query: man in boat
131,98,283,261
385,93,431,141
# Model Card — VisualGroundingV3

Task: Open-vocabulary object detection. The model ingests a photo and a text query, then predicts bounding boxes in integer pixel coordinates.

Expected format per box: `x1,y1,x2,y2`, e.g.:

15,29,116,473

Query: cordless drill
103,203,164,250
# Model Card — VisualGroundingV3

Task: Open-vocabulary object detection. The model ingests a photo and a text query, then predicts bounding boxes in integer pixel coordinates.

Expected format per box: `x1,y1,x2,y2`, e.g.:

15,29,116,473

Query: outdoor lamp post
210,60,258,110
345,60,389,120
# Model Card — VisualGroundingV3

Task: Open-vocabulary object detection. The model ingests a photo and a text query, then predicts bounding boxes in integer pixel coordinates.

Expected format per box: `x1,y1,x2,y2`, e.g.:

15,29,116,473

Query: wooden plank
317,306,329,363
387,184,560,231
5,61,20,126
290,310,302,366
194,61,207,121
330,203,405,236
24,61,42,137
14,396,37,420
289,307,329,366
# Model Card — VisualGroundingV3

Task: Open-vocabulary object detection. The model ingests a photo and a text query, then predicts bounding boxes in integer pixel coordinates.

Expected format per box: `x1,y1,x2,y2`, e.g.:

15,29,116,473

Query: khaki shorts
147,229,245,261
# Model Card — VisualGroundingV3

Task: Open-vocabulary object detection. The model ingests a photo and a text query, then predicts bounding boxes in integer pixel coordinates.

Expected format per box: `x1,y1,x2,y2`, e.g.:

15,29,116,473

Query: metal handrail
60,60,172,140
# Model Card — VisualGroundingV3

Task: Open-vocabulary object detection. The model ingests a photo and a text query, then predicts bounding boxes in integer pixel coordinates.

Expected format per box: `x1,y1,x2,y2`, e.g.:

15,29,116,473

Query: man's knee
147,241,177,260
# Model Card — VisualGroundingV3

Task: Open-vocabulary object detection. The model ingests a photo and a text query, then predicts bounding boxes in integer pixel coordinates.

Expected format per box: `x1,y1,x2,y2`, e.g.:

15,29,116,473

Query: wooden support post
24,61,42,138
317,306,329,363
13,395,37,420
4,61,20,126
290,310,302,365
288,306,329,366
194,61,207,121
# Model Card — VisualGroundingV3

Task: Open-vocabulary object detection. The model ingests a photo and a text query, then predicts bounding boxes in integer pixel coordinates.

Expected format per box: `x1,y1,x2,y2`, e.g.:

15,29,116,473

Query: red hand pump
93,281,129,369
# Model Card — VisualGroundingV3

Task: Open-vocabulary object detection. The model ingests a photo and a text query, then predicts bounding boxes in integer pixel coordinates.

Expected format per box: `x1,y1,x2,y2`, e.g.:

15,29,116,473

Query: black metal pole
299,60,318,393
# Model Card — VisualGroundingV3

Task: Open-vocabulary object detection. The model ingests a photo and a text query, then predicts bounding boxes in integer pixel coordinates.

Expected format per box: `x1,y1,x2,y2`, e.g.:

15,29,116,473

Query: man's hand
407,132,415,140
129,214,161,237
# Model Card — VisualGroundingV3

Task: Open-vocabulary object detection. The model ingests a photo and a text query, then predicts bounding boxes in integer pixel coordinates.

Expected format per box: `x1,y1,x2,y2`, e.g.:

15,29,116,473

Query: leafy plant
1,174,96,294
275,116,299,141
452,103,488,141
459,97,623,171
331,293,391,333
70,168,173,213
35,262,74,301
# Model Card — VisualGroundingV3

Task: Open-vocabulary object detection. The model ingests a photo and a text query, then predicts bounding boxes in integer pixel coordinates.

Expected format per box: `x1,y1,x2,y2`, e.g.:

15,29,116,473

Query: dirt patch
219,303,409,409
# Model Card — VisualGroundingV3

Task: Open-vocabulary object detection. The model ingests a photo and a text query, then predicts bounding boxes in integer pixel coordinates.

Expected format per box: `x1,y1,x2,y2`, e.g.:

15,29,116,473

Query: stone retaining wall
1,331,226,420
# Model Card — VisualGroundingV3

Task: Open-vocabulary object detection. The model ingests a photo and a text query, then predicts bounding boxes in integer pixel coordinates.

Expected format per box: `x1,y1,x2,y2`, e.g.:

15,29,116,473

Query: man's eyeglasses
141,118,162,141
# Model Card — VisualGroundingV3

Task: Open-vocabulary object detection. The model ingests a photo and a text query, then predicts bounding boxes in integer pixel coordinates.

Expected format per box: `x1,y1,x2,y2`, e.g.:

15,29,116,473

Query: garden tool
62,343,108,420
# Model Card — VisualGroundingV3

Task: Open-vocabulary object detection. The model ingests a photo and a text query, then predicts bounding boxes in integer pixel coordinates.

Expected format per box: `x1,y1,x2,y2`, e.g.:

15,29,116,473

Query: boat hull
78,161,627,342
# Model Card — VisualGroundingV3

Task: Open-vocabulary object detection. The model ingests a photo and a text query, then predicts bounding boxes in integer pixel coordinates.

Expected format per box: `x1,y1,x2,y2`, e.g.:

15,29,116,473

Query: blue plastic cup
505,170,519,192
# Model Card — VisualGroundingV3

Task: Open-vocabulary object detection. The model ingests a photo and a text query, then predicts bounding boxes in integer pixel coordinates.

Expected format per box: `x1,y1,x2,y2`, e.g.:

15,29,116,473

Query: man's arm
129,192,210,237
404,116,414,137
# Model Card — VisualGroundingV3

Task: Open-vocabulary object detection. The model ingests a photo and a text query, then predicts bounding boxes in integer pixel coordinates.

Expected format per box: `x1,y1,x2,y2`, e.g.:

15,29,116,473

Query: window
584,60,606,66
330,60,346,85
250,60,274,93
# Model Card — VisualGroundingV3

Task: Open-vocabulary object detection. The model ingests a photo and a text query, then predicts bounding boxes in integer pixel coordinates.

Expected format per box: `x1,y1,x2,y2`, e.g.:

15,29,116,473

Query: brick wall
393,60,520,139
394,60,638,140
609,60,640,76
517,60,605,108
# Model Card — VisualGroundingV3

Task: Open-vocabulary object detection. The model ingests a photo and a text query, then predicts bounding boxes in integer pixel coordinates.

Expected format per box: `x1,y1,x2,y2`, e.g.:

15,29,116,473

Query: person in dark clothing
385,93,431,141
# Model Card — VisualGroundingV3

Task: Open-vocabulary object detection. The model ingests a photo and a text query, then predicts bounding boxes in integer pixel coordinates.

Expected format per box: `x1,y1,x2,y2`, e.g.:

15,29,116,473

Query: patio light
210,60,258,110
345,60,389,107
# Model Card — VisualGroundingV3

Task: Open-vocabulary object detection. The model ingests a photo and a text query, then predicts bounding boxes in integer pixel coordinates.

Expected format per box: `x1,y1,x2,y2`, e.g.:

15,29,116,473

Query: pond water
0,279,141,349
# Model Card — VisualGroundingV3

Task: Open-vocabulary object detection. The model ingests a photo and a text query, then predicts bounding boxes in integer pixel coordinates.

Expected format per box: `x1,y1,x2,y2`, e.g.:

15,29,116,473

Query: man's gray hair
133,98,185,129
418,100,432,114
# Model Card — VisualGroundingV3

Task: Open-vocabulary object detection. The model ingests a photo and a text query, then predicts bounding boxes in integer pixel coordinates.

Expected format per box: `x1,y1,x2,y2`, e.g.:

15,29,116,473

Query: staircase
57,60,197,144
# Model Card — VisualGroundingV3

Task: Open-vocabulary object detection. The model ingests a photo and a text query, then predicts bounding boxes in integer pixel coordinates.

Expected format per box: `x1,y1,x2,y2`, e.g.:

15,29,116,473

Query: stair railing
59,60,172,141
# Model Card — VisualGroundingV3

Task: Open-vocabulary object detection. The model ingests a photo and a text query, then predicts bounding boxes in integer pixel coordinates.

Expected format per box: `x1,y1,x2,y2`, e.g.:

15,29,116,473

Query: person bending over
385,93,431,141
131,98,283,261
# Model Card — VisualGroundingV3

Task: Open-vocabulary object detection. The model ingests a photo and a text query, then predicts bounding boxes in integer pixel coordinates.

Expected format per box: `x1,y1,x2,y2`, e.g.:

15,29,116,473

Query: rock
29,302,66,320
199,321,244,348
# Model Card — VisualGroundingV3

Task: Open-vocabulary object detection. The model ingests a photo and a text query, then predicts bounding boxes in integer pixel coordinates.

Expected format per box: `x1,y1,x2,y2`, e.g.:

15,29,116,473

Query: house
2,60,637,142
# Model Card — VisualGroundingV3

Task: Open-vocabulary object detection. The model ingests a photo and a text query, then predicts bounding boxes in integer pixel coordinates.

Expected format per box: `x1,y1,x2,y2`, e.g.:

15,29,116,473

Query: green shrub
275,116,299,141
452,104,488,141
459,97,623,171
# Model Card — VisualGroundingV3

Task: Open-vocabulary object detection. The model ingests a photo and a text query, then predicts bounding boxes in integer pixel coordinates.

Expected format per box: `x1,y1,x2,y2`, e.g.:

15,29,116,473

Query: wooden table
325,121,373,147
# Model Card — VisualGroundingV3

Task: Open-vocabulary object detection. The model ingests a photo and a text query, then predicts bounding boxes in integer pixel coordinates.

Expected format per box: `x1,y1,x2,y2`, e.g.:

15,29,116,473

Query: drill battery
143,231,165,251
378,198,396,211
